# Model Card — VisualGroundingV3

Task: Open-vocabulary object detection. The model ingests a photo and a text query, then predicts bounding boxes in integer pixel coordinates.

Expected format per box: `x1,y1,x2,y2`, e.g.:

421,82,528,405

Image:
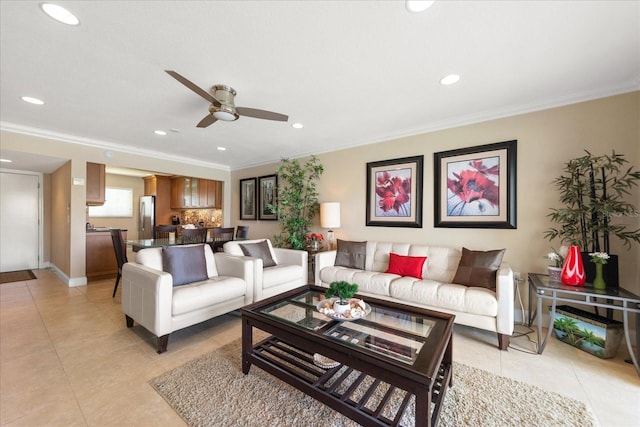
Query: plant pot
332,299,350,315
581,252,619,288
547,266,562,282
308,240,321,251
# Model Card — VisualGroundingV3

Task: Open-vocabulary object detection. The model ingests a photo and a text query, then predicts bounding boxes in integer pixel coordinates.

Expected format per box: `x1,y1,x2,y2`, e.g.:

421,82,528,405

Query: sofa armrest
274,248,308,283
213,253,255,304
121,262,174,337
314,250,337,285
495,263,515,336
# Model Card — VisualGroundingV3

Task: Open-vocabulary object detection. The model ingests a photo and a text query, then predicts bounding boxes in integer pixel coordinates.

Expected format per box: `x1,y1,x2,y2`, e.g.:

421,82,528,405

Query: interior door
0,171,40,272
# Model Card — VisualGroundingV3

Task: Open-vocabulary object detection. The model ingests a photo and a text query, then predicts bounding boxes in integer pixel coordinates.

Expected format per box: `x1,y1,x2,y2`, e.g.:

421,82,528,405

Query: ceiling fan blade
165,70,220,106
196,114,218,128
237,107,288,122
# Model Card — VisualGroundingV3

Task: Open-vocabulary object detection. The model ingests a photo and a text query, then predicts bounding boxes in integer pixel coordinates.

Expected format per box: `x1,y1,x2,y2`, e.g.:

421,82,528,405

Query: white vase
332,299,350,315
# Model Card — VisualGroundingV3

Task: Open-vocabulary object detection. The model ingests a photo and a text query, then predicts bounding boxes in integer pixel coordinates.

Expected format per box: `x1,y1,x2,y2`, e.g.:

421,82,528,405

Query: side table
527,273,640,376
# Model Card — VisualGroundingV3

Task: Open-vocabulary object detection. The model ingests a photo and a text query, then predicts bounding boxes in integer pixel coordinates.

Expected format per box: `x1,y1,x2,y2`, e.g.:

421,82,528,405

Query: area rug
0,269,36,284
151,338,595,427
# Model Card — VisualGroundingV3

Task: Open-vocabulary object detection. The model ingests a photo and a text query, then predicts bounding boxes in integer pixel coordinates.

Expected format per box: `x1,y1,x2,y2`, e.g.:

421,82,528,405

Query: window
88,187,133,217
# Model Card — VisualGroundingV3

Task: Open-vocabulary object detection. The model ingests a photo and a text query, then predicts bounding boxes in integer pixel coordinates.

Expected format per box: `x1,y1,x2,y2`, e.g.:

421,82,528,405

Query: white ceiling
1,1,638,173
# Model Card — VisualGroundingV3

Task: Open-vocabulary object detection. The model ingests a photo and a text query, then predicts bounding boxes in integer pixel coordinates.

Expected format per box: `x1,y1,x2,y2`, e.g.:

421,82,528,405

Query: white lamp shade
320,202,341,228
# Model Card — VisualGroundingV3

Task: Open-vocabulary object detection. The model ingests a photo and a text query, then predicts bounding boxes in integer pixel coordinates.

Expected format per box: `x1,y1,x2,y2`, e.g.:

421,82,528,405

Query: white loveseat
315,241,514,350
223,238,307,302
121,244,254,353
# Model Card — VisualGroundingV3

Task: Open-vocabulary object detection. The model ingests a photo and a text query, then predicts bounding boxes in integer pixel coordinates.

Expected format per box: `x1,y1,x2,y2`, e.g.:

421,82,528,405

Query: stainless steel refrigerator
139,196,156,239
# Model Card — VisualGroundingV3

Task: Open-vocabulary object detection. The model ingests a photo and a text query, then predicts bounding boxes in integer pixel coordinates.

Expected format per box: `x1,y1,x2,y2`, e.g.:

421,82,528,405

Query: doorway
0,170,42,272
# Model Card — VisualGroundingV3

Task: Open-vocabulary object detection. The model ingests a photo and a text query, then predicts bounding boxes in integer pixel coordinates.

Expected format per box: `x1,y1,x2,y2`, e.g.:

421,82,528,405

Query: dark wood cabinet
144,175,176,225
86,162,106,206
171,177,222,208
86,230,126,281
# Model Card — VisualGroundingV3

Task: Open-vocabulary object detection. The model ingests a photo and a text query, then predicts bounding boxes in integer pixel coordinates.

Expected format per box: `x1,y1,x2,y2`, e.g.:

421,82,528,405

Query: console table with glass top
527,273,640,376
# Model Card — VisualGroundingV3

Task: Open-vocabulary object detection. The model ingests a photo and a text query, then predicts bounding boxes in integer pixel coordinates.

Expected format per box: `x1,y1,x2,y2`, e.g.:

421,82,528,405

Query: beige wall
50,162,71,277
231,92,640,301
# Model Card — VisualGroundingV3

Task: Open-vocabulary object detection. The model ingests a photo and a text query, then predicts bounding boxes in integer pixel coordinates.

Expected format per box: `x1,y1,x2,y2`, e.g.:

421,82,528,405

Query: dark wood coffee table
241,285,455,426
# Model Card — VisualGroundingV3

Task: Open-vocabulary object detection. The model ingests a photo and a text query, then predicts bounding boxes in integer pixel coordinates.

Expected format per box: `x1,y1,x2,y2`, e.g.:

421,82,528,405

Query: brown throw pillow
452,247,506,289
240,240,277,268
162,244,209,287
334,239,366,270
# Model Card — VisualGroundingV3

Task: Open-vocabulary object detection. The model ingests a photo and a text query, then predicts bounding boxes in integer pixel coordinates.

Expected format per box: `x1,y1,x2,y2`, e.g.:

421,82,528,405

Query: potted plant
267,156,324,249
325,281,359,315
544,150,640,286
545,246,567,282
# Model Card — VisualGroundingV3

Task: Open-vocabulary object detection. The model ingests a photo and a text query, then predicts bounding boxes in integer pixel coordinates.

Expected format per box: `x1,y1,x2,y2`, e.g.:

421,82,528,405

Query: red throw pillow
385,253,427,279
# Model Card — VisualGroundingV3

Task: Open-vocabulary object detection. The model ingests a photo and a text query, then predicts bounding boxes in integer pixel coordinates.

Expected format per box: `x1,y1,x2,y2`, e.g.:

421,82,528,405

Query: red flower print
375,170,411,216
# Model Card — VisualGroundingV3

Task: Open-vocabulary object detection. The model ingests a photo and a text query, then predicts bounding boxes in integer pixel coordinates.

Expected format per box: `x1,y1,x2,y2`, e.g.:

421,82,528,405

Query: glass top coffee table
240,285,455,426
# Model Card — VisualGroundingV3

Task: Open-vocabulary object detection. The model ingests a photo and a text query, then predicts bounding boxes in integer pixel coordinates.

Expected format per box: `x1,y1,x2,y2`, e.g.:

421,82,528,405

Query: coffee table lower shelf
247,336,451,427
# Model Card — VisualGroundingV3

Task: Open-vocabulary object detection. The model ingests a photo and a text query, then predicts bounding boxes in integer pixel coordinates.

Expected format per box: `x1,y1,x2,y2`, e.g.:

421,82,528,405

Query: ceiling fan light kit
165,70,288,127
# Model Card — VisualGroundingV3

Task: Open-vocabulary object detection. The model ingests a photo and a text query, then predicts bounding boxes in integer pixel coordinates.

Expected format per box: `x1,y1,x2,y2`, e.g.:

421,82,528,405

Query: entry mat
0,270,37,284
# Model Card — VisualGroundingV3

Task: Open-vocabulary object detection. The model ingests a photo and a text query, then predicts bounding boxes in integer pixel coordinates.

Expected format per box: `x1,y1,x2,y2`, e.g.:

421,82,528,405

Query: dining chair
211,227,235,252
154,224,177,239
236,225,249,239
180,227,207,244
110,229,128,298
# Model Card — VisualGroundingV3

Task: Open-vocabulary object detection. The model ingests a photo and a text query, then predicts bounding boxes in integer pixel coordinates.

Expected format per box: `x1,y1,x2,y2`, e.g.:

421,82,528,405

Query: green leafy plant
267,155,324,249
325,281,358,303
544,150,640,252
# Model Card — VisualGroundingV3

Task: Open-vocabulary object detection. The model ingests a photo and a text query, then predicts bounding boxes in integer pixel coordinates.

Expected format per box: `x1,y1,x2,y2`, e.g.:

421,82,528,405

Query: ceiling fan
165,70,288,128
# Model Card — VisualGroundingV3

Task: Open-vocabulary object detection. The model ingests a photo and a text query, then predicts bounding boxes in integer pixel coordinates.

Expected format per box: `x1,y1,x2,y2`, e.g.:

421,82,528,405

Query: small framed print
240,178,257,220
258,174,278,220
434,140,517,229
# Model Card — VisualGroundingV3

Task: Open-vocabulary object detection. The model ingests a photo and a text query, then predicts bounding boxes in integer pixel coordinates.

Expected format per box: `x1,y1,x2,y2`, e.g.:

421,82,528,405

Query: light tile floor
1,269,638,426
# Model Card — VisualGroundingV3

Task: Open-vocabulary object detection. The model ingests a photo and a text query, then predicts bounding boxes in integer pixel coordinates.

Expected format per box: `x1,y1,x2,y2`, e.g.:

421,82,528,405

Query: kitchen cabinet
86,229,126,281
144,175,176,225
171,177,222,208
86,162,105,206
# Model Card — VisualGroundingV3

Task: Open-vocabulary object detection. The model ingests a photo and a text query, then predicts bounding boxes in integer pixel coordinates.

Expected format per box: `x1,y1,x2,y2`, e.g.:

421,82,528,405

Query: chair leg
157,334,169,354
498,333,509,350
112,273,121,298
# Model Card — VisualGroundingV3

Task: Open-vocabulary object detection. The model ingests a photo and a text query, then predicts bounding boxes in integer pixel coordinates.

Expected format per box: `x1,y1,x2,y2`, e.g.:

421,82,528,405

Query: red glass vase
561,245,586,286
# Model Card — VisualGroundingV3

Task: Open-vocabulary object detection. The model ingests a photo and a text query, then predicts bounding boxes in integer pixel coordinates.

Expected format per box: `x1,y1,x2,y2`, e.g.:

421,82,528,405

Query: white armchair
121,244,254,353
223,238,307,302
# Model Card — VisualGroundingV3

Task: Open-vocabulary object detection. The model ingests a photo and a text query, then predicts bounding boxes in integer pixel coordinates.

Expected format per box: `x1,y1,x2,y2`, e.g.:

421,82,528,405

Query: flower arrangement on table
589,252,609,264
546,246,568,268
305,232,324,242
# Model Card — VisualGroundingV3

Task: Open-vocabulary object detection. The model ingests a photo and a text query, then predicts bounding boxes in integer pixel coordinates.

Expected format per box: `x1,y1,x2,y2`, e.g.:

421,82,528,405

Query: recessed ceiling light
21,96,45,105
405,0,435,13
154,130,167,136
217,147,226,151
40,3,80,25
0,159,13,163
292,122,304,129
440,74,460,85
41,3,80,25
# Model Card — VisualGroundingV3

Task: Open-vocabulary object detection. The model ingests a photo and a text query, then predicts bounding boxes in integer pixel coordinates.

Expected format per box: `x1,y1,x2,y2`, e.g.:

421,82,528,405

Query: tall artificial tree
268,155,324,249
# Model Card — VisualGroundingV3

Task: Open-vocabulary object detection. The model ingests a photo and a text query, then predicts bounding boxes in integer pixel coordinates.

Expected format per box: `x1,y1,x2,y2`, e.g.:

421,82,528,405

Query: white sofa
121,244,254,353
314,241,514,350
223,238,308,302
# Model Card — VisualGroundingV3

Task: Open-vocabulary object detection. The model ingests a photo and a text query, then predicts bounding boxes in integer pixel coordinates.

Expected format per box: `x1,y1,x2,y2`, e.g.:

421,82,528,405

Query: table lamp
320,202,341,250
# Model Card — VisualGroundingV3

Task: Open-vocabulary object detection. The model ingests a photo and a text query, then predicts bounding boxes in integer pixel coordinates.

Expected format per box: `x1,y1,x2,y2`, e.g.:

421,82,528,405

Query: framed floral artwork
258,174,278,220
366,155,424,227
434,140,517,229
239,177,257,220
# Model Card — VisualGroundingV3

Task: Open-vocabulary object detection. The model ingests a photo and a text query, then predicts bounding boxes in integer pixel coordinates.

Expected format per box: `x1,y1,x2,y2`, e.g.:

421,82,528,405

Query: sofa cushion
240,240,277,267
172,276,247,316
385,253,426,279
452,247,505,289
335,239,366,270
263,264,303,289
162,244,209,286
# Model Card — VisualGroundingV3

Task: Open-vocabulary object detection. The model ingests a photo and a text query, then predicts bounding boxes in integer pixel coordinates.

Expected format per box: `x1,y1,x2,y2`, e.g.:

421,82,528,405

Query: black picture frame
239,177,257,220
258,174,278,220
434,140,517,229
366,155,423,228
